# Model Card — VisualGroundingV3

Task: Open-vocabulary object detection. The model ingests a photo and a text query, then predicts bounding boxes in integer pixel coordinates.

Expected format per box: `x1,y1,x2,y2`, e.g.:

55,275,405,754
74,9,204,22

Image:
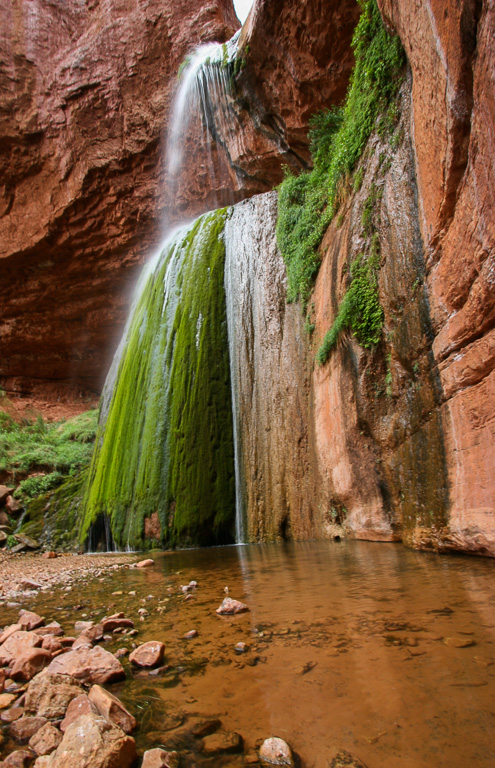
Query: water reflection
3,541,494,768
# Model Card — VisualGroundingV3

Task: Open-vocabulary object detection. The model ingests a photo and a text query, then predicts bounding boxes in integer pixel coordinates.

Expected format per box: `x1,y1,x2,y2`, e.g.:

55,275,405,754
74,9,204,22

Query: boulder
79,624,104,644
18,612,45,631
46,646,125,685
44,713,137,768
10,649,53,682
60,694,97,733
136,559,154,568
141,749,180,768
216,598,249,615
0,631,42,666
10,543,27,554
29,723,62,756
202,731,243,755
88,685,136,734
129,641,165,668
0,530,7,545
9,716,48,742
259,737,294,766
25,673,84,719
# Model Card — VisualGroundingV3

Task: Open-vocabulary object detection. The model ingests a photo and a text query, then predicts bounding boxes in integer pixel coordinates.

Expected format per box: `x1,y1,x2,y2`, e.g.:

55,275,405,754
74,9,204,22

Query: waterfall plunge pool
4,541,494,767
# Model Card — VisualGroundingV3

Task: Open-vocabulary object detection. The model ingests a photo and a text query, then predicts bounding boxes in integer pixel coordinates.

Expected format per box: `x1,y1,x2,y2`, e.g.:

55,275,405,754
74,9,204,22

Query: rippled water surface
5,541,495,768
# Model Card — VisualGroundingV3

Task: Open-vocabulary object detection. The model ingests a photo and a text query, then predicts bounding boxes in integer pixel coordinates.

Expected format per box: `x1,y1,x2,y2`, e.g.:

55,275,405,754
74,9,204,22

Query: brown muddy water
2,541,494,767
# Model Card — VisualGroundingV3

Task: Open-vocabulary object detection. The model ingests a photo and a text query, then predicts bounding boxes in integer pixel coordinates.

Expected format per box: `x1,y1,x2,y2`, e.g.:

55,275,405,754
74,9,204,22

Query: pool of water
3,541,494,767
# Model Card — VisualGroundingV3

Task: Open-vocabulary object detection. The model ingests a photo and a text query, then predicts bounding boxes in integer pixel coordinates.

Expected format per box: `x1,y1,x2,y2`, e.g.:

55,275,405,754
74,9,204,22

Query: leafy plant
0,410,98,499
276,0,405,307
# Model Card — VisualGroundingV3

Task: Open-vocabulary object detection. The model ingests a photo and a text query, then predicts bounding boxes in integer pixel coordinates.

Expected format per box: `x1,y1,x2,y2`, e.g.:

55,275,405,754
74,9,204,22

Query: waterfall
83,31,249,550
164,31,242,221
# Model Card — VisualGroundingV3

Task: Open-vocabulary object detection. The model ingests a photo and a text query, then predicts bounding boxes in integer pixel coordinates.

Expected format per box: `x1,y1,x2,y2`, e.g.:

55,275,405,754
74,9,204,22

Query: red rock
18,612,45,631
0,486,13,506
2,749,36,767
216,598,249,615
102,618,134,633
0,693,17,709
202,731,243,755
46,646,125,685
74,621,93,634
9,716,48,742
6,497,23,516
25,673,84,719
0,0,238,403
41,637,64,654
0,631,42,666
10,649,53,682
0,624,22,645
141,748,180,768
88,685,136,734
29,722,62,756
0,707,24,723
60,694,96,733
45,712,137,768
34,623,64,638
71,636,93,651
42,552,57,559
136,559,154,568
129,641,165,668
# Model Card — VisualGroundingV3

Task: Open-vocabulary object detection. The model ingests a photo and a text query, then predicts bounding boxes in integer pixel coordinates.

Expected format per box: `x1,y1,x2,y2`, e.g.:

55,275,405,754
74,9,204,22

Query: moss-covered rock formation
81,209,235,551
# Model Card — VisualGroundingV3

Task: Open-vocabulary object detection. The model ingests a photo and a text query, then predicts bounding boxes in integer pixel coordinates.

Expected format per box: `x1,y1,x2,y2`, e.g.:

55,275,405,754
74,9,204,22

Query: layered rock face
0,0,238,404
306,1,495,555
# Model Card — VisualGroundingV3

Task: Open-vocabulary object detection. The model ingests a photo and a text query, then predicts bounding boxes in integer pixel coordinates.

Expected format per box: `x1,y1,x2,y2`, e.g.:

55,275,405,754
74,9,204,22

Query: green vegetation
315,247,383,365
82,210,235,551
276,0,404,307
0,410,98,502
19,472,89,550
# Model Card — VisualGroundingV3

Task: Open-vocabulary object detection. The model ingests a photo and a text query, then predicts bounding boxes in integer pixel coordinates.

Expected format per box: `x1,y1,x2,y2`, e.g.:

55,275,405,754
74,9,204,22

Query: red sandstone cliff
0,0,238,406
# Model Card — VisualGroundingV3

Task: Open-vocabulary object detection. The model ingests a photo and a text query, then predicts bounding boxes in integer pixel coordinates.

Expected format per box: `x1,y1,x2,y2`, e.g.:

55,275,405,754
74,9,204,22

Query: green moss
276,0,404,307
81,210,235,550
316,247,383,365
19,472,88,550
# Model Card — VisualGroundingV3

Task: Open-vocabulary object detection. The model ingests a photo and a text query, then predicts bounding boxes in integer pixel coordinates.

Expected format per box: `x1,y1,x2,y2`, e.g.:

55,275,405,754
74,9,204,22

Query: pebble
234,642,247,654
183,630,198,640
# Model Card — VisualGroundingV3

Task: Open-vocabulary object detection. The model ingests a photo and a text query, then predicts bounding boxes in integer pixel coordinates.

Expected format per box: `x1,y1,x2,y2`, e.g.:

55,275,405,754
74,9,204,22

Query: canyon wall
0,0,238,404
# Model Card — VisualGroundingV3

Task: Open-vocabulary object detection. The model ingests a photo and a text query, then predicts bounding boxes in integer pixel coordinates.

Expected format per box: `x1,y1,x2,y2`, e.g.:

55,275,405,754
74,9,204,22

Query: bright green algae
81,209,235,550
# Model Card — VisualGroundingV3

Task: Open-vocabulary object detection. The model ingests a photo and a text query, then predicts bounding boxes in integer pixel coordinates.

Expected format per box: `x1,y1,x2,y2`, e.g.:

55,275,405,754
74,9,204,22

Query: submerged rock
329,750,369,768
216,598,249,615
202,731,243,755
141,748,180,768
259,737,294,766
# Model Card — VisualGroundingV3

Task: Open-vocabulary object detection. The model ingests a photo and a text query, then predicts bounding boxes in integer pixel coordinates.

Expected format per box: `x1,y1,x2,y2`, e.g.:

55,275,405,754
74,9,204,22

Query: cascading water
83,31,250,550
